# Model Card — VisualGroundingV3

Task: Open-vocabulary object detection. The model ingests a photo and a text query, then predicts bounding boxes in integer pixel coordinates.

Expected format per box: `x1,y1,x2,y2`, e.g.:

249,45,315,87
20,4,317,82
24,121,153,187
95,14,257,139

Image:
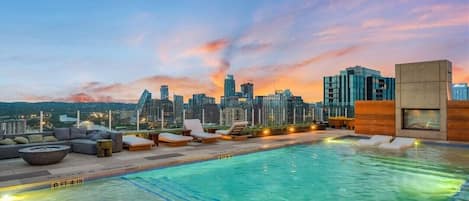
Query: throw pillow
43,136,58,142
27,134,43,143
88,131,110,141
54,128,71,140
14,137,29,144
70,127,87,139
0,138,16,145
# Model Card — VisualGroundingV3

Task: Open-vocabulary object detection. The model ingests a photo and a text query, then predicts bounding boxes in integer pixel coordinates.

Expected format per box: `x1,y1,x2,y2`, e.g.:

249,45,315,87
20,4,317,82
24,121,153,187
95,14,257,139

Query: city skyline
1,0,468,103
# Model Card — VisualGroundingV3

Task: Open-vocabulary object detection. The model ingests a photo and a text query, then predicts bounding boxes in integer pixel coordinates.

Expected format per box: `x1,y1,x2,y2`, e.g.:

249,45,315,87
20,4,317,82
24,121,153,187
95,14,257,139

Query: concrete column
282,108,286,124
258,108,261,125
244,109,247,122
76,110,80,128
219,108,223,126
183,109,186,127
312,108,315,121
231,108,234,124
161,109,164,129
321,107,324,122
293,109,296,124
136,110,140,131
40,111,43,132
108,110,112,131
303,108,306,123
202,109,205,126
251,108,255,127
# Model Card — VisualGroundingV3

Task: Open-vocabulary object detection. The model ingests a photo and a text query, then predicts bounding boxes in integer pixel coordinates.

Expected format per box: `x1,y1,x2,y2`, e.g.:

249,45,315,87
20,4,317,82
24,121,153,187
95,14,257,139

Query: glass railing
0,107,351,135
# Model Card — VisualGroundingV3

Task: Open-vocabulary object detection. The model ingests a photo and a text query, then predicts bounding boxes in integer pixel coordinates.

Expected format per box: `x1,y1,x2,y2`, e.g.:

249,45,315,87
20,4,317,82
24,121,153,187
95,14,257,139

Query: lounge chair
216,121,249,140
123,136,154,151
158,133,193,146
378,137,416,150
356,135,393,147
183,119,221,143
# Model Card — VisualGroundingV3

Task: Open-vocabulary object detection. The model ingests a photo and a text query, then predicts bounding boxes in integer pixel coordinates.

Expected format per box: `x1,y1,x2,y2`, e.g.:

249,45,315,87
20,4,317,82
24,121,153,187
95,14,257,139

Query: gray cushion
71,139,97,154
88,131,110,141
54,128,70,140
70,127,87,139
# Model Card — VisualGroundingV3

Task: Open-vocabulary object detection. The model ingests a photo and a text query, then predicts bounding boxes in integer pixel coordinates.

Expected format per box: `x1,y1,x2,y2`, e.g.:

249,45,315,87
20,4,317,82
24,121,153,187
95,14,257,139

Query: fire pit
19,145,70,165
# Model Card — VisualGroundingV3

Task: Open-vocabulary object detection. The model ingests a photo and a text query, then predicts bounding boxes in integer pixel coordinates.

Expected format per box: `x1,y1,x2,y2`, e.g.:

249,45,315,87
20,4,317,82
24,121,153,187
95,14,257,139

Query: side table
181,129,191,136
206,128,217,133
97,139,112,157
148,133,160,147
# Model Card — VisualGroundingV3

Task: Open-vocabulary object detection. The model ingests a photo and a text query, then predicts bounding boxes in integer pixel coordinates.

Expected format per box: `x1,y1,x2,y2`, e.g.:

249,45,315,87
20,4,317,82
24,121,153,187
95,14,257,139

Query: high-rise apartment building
137,89,174,128
173,95,184,126
323,66,395,117
160,85,169,100
189,93,216,120
224,74,236,98
452,83,469,100
241,82,254,100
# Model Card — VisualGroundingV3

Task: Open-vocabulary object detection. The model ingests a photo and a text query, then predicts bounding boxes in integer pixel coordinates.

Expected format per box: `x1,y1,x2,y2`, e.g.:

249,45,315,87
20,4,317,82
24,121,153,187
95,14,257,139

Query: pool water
14,139,469,201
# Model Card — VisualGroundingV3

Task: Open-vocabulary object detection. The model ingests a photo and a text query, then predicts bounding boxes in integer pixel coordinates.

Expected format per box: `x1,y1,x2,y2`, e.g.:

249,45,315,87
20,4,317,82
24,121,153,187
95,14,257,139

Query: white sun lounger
158,133,193,146
183,119,221,143
378,137,416,150
356,135,393,146
123,136,154,151
216,121,248,135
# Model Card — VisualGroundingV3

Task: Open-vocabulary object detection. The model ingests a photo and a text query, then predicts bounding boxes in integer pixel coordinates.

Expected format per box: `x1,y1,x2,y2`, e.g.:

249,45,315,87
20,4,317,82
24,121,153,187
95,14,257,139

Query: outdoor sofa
0,127,123,159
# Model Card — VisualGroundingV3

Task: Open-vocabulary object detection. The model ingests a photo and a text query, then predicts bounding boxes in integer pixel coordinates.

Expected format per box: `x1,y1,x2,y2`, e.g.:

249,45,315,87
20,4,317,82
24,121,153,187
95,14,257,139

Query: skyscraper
160,85,169,100
136,89,152,114
190,93,216,120
224,74,235,98
241,82,254,100
323,66,395,118
173,95,184,126
452,83,469,100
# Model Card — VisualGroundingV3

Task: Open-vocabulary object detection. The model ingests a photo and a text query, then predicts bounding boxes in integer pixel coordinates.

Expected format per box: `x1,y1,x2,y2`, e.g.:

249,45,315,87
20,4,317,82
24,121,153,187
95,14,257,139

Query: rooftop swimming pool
10,138,469,201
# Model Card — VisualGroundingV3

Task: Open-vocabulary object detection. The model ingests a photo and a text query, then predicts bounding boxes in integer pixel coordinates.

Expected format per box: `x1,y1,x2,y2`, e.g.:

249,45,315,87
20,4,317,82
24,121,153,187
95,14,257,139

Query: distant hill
0,102,136,117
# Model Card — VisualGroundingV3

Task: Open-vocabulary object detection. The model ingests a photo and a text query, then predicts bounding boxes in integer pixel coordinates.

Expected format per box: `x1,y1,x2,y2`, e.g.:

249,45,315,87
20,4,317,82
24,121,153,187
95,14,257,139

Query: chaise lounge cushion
70,127,87,139
159,133,193,143
123,136,154,146
54,128,71,140
27,134,43,143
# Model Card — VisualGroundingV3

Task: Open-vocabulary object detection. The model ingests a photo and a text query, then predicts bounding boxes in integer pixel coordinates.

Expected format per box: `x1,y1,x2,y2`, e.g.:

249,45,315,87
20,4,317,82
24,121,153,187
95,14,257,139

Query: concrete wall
395,60,452,140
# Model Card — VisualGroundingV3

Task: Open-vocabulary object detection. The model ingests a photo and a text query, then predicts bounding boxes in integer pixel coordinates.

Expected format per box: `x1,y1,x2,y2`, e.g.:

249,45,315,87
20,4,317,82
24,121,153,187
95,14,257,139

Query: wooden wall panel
355,101,396,136
447,101,469,142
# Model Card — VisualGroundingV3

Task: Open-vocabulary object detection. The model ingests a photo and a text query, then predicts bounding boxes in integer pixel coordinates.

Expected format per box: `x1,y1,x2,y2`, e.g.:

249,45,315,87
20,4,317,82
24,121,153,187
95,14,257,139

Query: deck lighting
288,127,295,133
262,129,270,135
310,124,317,130
1,195,13,201
414,139,421,146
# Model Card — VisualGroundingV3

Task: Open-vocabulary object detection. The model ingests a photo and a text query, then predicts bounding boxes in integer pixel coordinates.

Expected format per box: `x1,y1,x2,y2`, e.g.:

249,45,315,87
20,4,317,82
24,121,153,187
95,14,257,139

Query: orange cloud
453,65,469,83
192,39,230,54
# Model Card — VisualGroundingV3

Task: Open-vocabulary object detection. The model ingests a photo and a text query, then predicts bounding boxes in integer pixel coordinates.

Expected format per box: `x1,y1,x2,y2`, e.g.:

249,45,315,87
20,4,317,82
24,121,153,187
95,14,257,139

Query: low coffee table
19,145,70,165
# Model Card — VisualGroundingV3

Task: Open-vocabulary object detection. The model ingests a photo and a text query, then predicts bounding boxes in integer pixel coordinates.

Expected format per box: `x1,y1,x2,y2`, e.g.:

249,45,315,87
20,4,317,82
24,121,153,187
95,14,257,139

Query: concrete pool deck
0,129,353,193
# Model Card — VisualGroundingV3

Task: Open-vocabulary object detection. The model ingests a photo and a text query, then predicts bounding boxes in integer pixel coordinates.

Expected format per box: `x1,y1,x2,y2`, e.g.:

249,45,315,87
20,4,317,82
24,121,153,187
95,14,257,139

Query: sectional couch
0,128,123,159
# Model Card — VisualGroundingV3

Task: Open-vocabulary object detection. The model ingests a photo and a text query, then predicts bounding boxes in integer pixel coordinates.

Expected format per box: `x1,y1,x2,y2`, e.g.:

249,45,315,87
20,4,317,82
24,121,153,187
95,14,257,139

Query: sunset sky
1,0,468,103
